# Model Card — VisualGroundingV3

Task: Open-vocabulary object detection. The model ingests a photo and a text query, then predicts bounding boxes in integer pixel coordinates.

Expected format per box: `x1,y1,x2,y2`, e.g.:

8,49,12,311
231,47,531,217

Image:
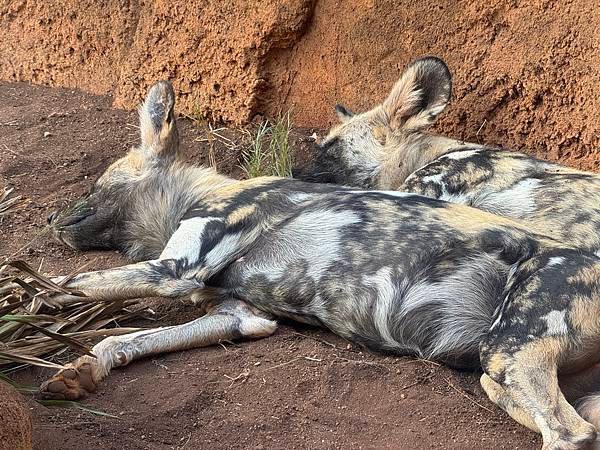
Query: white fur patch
160,217,218,262
288,209,361,282
547,256,566,267
397,253,505,359
363,267,397,347
420,173,445,184
344,190,415,198
541,310,569,336
441,149,480,160
204,231,242,269
242,209,361,283
439,192,471,205
475,178,541,218
288,192,314,204
489,293,511,331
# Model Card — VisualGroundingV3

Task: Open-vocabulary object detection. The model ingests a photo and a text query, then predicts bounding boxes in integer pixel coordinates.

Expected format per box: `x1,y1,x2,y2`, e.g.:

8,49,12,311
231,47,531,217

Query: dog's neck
119,163,236,261
377,133,479,190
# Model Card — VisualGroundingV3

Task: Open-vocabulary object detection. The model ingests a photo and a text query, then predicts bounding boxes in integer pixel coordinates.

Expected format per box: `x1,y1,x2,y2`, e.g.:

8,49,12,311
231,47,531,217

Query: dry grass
194,123,241,170
0,187,30,218
182,109,294,178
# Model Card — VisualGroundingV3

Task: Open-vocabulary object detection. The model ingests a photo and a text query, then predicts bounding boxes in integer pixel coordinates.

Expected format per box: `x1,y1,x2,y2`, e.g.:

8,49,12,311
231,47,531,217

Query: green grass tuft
242,121,271,178
242,112,293,178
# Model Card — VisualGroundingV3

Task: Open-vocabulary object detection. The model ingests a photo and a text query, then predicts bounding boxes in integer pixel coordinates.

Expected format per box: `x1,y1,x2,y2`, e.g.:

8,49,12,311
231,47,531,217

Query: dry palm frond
0,260,151,371
0,186,31,216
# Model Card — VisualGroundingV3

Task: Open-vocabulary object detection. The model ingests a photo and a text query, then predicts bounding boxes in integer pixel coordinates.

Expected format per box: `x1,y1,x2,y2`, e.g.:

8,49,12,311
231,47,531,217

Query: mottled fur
42,81,600,449
295,56,600,254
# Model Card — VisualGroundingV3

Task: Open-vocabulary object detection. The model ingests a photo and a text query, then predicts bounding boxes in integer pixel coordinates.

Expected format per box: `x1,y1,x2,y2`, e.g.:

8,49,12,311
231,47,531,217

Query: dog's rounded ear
382,56,452,132
335,104,355,122
138,80,180,164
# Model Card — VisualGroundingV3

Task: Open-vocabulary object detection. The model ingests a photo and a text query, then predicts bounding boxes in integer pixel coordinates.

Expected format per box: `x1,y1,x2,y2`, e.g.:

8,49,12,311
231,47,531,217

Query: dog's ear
381,56,451,132
138,80,180,164
335,104,355,122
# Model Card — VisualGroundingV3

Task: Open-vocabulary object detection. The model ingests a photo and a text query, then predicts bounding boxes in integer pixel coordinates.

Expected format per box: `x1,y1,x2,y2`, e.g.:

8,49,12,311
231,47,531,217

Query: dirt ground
0,82,542,449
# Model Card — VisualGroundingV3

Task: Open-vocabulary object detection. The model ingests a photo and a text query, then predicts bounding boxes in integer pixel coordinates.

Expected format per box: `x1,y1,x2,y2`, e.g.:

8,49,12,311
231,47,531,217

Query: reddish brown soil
0,83,542,449
1,0,598,170
0,382,32,450
265,0,600,171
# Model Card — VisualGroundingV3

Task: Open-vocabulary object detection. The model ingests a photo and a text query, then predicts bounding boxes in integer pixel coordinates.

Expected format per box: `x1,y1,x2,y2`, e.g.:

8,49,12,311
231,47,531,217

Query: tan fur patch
484,353,509,378
515,337,564,364
213,177,279,199
372,124,389,146
567,264,600,288
568,294,600,336
227,205,257,226
382,64,422,129
433,203,521,233
125,152,145,172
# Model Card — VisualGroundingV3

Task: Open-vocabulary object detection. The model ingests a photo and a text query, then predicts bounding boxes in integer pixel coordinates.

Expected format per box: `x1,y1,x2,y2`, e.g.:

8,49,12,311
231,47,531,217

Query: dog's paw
39,362,97,400
44,292,87,308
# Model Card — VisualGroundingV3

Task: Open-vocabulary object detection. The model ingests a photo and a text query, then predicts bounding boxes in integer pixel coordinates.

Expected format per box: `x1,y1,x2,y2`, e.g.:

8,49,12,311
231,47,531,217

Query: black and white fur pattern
41,81,600,450
295,56,600,256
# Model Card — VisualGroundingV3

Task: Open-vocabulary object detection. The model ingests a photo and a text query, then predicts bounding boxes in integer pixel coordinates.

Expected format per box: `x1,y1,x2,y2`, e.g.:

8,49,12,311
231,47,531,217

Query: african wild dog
41,81,600,449
294,56,600,255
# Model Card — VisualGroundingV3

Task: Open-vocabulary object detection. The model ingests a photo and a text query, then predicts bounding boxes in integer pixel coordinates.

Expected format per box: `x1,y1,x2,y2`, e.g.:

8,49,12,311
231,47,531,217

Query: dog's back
402,148,600,254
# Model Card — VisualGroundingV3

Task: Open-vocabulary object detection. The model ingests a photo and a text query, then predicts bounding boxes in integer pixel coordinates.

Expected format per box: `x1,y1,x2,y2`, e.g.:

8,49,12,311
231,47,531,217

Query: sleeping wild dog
295,56,600,255
41,81,600,449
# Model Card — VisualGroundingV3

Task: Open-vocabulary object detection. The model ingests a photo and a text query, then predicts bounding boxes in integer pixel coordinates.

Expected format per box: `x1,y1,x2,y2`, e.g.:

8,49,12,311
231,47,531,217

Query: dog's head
48,81,180,252
294,56,452,188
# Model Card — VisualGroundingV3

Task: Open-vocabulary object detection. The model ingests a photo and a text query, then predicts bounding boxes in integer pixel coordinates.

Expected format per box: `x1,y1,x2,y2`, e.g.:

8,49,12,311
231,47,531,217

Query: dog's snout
47,211,57,225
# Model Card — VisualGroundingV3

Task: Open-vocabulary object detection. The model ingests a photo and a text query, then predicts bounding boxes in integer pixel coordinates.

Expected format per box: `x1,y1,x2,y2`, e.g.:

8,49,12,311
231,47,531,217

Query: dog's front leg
160,213,263,278
51,258,204,303
54,214,258,303
40,298,276,400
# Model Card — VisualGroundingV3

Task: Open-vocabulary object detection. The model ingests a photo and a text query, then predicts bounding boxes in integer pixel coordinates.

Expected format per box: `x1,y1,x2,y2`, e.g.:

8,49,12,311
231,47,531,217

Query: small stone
43,131,52,138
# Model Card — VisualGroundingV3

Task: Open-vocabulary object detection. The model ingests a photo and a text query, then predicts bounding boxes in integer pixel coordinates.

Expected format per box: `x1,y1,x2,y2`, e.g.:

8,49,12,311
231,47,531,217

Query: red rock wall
1,0,598,169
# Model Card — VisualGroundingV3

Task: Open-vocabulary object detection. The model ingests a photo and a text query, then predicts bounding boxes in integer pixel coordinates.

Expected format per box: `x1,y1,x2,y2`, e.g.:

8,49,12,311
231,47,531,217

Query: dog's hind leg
481,366,600,434
479,264,600,448
480,373,539,432
480,253,600,449
481,338,596,450
39,298,276,400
